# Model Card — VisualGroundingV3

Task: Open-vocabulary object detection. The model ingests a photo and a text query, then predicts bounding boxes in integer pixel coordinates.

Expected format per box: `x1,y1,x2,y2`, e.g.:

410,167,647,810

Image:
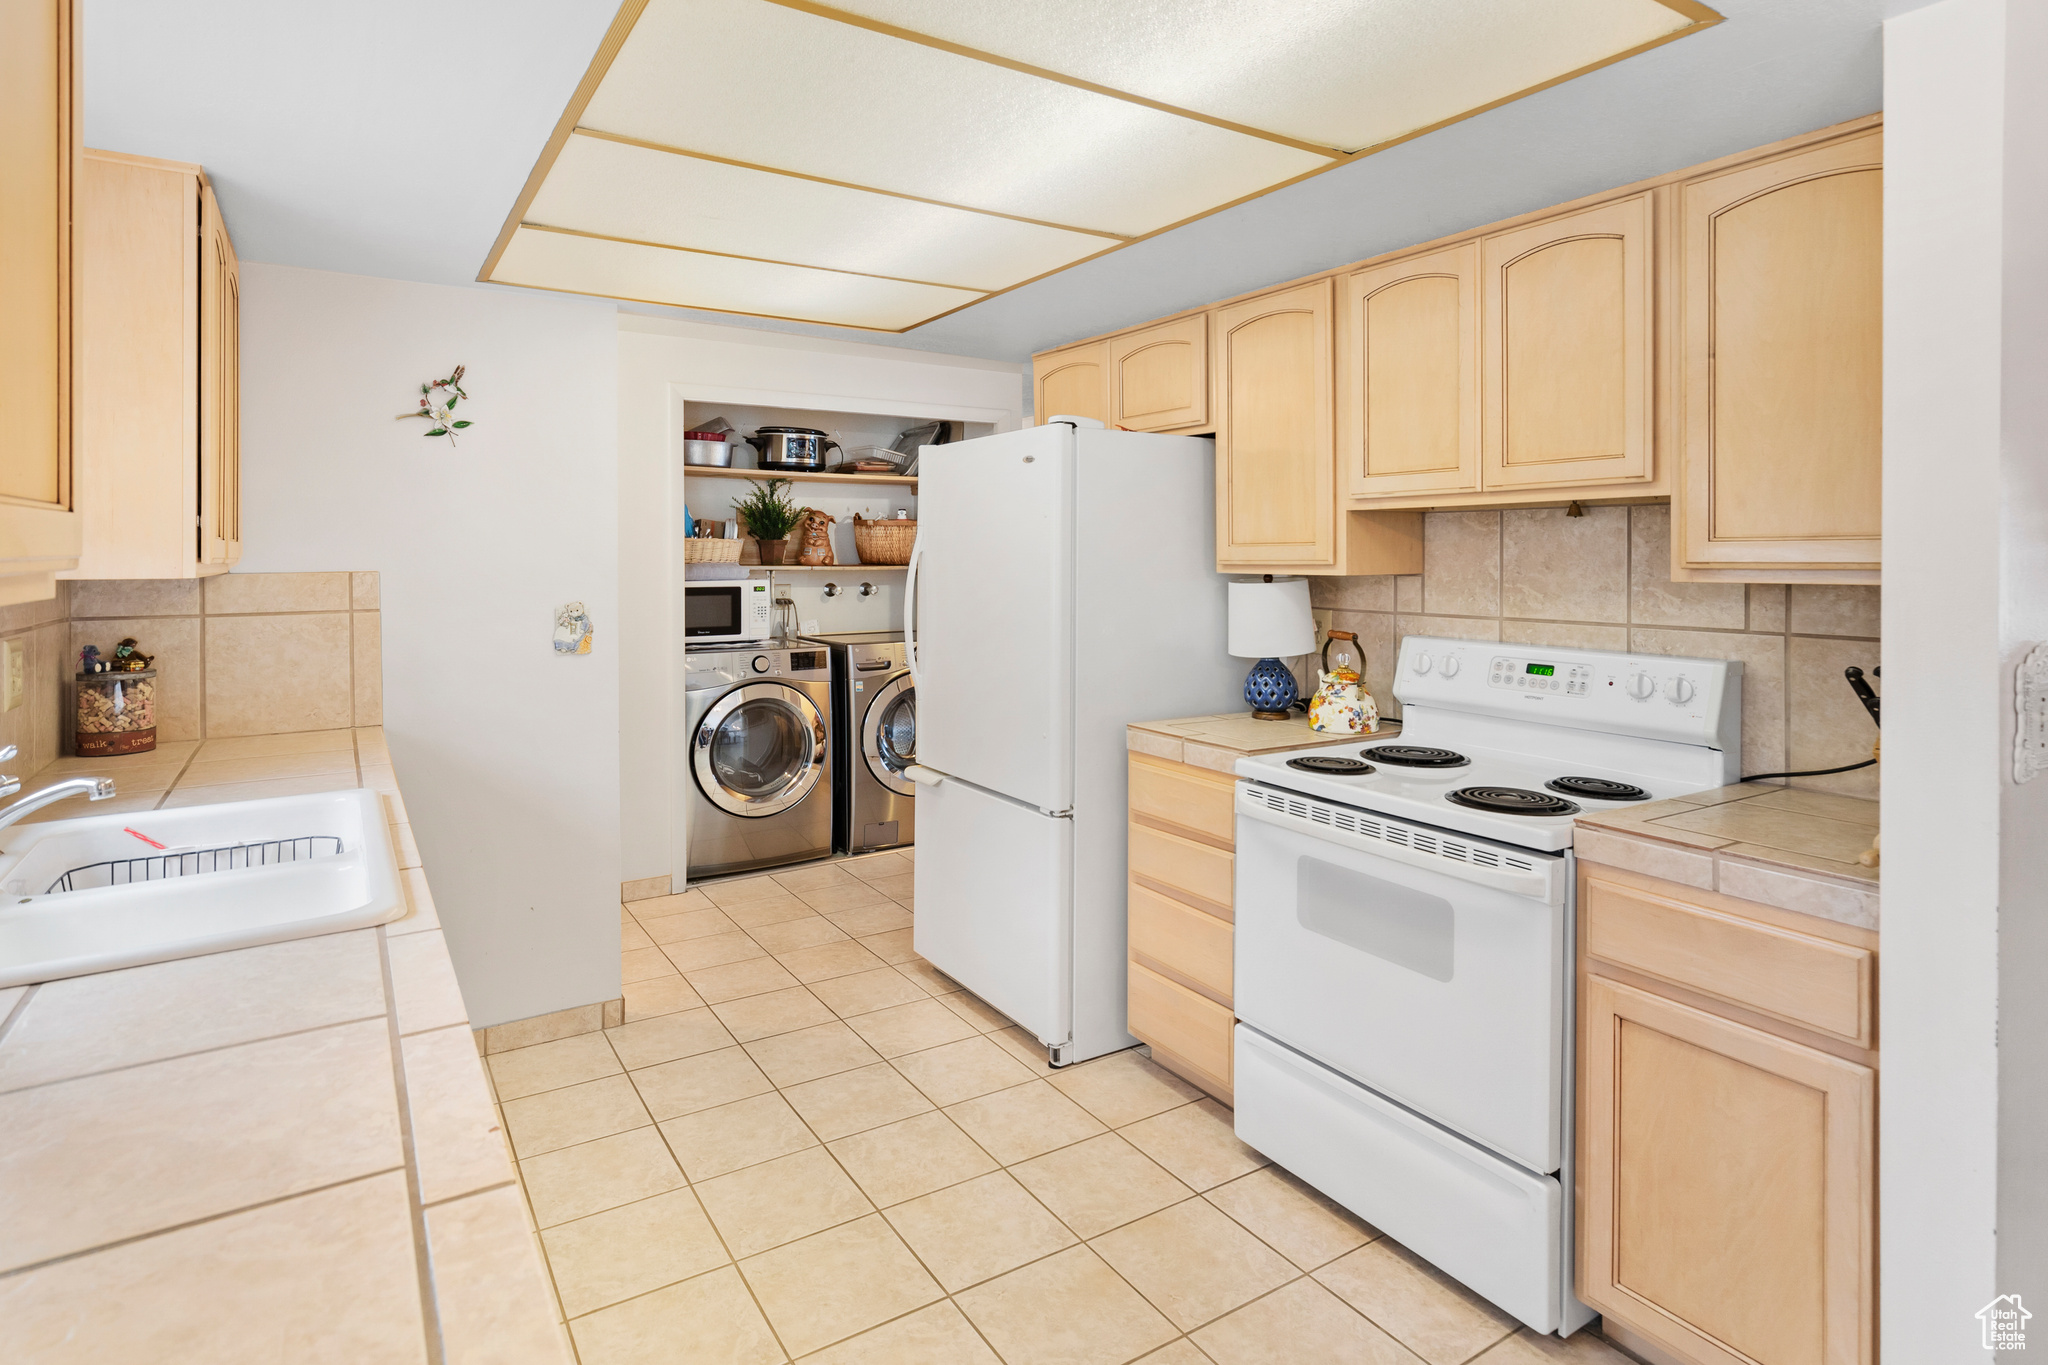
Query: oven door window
1297,856,1455,982
685,587,742,637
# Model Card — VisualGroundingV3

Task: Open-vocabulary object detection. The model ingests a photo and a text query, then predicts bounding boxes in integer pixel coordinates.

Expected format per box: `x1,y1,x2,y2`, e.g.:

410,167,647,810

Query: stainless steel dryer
804,631,915,855
683,644,834,880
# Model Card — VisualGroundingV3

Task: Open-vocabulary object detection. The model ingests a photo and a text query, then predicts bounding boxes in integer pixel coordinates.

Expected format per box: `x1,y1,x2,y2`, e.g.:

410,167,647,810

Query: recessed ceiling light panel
482,0,1716,330
817,0,1704,152
527,133,1120,290
491,225,986,330
579,0,1333,239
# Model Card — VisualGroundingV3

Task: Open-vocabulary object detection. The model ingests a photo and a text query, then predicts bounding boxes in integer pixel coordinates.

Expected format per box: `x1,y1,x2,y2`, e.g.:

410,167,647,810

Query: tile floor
484,850,1634,1365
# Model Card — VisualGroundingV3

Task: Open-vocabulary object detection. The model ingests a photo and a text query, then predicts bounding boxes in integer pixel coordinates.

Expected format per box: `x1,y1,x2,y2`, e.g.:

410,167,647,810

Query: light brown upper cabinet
1482,193,1655,492
1342,242,1479,499
1110,314,1207,432
71,150,242,579
1032,340,1107,426
1674,130,1882,583
1028,115,1878,577
200,184,242,568
1213,279,1336,567
0,0,84,604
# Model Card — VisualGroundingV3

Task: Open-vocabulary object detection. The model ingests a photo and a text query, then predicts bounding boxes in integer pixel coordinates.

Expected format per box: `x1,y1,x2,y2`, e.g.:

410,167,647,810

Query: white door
1233,783,1569,1173
910,426,1074,811
912,772,1072,1048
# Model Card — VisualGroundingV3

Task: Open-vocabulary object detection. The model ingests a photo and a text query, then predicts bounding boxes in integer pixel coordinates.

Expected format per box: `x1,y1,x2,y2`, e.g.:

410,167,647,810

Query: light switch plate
2018,642,2048,782
2,638,22,712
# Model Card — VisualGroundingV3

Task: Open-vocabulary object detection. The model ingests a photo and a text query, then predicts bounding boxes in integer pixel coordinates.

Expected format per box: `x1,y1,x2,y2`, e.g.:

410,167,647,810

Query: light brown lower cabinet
1578,866,1875,1365
1126,753,1237,1102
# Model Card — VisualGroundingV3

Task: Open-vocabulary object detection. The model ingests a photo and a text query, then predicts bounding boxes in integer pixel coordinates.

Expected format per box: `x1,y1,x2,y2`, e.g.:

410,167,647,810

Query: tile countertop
1127,711,1400,774
1575,784,1880,931
0,730,570,1364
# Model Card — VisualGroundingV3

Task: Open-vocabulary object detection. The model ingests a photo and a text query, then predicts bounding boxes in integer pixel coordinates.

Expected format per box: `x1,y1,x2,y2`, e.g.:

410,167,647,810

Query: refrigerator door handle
904,765,943,788
903,534,924,692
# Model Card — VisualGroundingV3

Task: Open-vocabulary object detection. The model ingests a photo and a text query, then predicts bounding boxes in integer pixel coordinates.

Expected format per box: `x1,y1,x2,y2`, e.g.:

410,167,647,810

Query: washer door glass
694,683,826,817
862,672,917,796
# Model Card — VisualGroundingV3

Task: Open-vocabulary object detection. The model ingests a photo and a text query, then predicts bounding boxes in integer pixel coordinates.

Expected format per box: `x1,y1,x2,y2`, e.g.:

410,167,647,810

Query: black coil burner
1546,776,1650,802
1287,755,1375,775
1447,786,1580,816
1363,745,1469,769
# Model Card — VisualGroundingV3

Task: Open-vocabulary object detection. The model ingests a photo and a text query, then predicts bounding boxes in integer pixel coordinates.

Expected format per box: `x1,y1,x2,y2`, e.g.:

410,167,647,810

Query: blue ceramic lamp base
1243,657,1298,720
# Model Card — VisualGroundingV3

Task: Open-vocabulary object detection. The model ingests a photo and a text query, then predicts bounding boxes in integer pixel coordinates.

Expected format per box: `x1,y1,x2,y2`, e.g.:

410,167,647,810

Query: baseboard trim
621,874,672,903
474,997,625,1054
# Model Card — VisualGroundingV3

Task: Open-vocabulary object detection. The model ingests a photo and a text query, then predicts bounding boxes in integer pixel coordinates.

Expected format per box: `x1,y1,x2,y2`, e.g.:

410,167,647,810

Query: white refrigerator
905,421,1244,1065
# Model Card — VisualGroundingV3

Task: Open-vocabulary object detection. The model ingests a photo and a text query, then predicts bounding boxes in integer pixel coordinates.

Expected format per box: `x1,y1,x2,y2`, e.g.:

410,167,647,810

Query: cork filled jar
76,668,157,756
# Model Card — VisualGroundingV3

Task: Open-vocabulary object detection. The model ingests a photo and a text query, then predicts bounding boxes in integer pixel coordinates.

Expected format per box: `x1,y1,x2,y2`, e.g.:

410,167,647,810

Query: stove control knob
1625,671,1656,700
1439,655,1461,678
1662,675,1696,705
1413,652,1434,675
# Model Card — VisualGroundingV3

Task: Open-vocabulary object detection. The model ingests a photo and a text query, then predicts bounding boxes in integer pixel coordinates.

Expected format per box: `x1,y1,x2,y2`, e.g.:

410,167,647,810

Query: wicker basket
852,515,917,565
681,538,743,564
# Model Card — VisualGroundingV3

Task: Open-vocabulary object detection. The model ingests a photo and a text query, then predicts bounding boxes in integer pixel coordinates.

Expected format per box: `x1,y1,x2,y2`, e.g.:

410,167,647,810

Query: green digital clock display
1526,664,1556,676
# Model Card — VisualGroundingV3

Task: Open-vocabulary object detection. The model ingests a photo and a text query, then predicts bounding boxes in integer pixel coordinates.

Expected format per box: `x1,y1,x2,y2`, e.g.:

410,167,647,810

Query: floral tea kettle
1308,630,1378,735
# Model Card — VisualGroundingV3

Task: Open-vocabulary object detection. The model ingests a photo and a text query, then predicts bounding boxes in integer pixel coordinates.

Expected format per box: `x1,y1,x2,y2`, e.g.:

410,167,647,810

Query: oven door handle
1235,785,1567,904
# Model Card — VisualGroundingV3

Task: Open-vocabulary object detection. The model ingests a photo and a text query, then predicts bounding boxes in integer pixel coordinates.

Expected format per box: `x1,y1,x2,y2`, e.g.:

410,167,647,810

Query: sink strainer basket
46,835,344,894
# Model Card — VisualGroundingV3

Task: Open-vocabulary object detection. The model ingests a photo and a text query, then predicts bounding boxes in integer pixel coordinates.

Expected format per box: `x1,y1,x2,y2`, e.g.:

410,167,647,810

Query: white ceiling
84,0,1882,362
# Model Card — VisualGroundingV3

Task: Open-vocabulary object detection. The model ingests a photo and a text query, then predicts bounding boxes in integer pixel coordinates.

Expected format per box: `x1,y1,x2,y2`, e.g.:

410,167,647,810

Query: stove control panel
1489,656,1592,696
1394,635,1743,757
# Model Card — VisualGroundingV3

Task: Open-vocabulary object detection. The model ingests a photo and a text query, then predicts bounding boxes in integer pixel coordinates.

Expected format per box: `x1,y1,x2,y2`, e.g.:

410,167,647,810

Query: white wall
238,264,621,1029
618,315,1023,885
1882,0,2048,1352
1995,0,2048,1309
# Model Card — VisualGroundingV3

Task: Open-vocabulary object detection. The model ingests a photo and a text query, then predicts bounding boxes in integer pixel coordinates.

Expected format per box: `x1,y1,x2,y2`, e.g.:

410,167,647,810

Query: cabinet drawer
1585,877,1872,1046
1129,821,1234,917
1128,960,1234,1094
1128,756,1235,845
1129,880,1232,1003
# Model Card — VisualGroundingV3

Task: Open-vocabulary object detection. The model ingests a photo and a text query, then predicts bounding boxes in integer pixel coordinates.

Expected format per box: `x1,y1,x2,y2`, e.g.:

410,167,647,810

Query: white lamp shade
1228,578,1316,658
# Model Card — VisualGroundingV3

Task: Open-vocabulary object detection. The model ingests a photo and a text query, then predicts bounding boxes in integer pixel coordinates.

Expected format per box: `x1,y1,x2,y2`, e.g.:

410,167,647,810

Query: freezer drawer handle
904,766,944,788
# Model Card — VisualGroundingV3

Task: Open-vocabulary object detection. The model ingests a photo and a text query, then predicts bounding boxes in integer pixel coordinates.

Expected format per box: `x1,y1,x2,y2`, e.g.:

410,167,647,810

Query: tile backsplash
1309,505,1881,798
45,572,383,754
0,590,74,774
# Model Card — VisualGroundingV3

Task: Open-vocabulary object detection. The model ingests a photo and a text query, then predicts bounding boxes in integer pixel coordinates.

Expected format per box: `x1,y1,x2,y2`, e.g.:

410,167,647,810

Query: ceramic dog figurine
795,507,836,566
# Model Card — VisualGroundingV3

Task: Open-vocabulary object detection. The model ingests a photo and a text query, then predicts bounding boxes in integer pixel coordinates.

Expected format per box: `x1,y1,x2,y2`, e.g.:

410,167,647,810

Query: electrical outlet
2,638,22,712
1312,609,1334,656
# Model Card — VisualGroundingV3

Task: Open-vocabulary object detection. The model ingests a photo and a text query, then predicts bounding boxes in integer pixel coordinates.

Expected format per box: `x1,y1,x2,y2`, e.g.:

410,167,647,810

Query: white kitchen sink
0,787,404,988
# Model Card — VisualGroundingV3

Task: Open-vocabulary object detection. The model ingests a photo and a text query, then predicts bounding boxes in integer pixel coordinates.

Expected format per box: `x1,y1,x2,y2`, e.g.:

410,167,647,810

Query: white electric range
1229,636,1741,1338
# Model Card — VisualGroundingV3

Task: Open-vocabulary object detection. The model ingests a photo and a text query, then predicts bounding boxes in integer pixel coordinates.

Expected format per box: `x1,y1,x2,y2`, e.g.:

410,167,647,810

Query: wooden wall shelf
683,466,918,488
734,563,910,572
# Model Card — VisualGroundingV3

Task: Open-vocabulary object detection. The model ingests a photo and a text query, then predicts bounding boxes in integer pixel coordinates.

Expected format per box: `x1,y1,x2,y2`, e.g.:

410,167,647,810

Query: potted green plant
730,477,804,566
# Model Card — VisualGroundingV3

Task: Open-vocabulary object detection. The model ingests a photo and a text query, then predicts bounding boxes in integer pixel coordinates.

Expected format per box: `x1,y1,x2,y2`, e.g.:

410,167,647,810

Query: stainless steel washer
684,644,834,879
804,631,915,855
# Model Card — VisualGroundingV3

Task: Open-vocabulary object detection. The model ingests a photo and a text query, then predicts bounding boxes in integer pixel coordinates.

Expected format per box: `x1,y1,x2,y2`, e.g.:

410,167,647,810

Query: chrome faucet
0,747,116,833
